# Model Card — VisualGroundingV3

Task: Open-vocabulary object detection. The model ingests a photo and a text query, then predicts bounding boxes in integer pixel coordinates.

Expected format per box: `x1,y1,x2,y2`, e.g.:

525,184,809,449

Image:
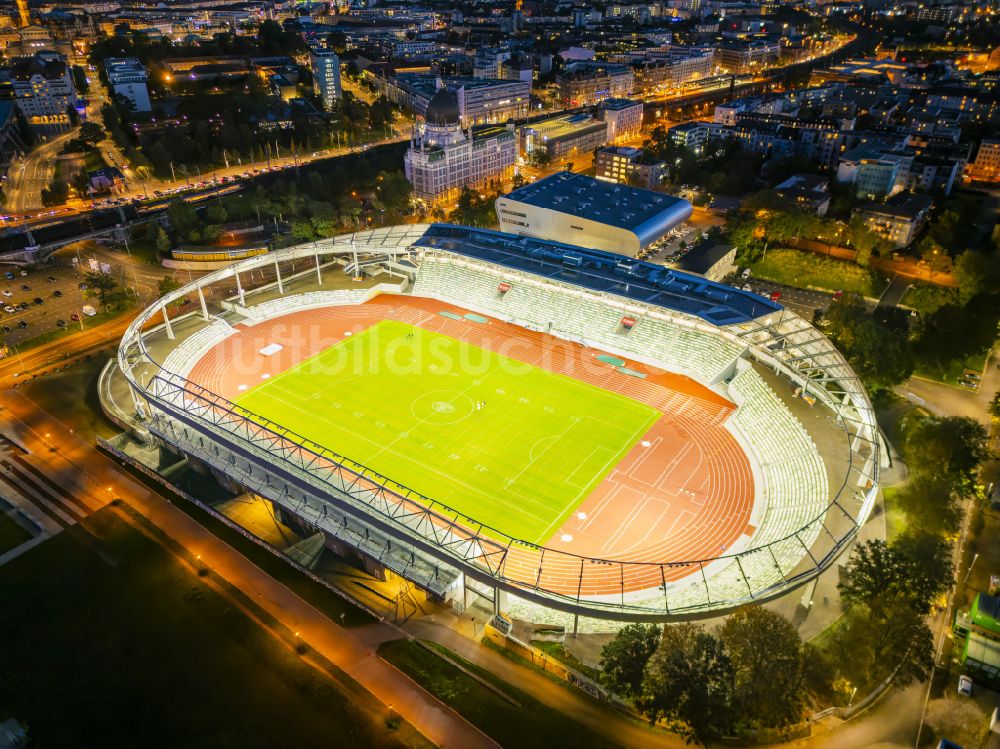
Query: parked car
70,313,80,322
1,290,11,297
20,284,29,291
56,319,66,327
33,297,43,305
17,320,27,328
770,291,782,302
958,675,973,696
47,276,56,282
53,290,63,297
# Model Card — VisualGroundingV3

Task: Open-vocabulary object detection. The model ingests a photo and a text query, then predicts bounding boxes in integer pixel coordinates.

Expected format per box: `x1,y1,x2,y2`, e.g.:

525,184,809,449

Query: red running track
187,295,755,597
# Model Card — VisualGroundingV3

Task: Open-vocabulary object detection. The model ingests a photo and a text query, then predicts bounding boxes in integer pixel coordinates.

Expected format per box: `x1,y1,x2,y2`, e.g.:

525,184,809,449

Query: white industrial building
495,171,692,256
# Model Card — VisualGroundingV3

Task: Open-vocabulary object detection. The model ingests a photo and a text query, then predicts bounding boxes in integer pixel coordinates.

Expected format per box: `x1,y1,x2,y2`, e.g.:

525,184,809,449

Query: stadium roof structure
419,224,779,326
110,223,879,627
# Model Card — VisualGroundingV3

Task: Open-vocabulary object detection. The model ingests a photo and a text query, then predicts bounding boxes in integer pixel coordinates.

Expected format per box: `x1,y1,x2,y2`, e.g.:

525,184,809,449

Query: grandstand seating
412,255,745,383
243,289,377,321
161,318,237,379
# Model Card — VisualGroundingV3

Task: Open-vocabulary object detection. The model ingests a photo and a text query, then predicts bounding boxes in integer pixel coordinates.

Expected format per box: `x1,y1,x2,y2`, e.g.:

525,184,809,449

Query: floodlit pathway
0,390,498,749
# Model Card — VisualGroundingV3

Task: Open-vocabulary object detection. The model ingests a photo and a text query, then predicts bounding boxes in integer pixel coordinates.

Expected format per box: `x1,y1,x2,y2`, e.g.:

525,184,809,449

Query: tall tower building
16,0,29,28
309,47,342,111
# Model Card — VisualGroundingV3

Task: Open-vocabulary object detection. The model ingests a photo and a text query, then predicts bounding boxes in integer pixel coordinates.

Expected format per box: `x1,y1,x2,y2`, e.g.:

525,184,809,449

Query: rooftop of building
502,172,690,233
673,241,735,276
104,57,146,75
598,145,643,158
8,52,67,81
599,97,642,110
775,173,830,194
854,191,934,219
396,72,526,96
522,113,605,140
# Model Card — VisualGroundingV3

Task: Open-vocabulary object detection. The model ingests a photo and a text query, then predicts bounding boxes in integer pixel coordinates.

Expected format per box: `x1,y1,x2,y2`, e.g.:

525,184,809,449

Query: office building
496,171,691,256
519,113,608,163
557,62,634,106
599,98,644,143
104,57,151,113
404,88,516,203
595,146,666,189
380,73,530,126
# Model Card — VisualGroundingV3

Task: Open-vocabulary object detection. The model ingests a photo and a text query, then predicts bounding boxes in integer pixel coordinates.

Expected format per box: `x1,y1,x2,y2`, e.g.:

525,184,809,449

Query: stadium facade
106,224,879,633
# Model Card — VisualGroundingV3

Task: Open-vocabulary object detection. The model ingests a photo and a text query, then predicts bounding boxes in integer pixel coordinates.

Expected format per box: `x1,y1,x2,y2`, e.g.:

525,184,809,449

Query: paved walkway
0,390,497,749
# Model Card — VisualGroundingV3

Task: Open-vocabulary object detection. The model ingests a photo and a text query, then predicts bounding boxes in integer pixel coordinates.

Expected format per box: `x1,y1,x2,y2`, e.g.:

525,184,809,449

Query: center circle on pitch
411,391,476,424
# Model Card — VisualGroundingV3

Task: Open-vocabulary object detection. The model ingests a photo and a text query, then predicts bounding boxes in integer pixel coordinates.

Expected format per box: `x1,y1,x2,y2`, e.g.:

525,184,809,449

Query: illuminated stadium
109,224,879,631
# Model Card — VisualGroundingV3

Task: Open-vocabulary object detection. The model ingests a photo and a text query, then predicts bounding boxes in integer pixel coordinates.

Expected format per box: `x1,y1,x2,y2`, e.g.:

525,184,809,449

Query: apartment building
851,192,934,248
556,62,634,106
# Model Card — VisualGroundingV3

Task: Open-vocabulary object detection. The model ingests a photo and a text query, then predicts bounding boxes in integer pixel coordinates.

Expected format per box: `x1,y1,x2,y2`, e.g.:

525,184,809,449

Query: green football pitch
236,320,659,544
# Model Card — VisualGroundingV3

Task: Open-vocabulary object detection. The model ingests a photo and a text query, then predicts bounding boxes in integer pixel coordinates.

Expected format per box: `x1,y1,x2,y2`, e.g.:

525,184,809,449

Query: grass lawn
914,348,990,387
20,353,119,441
0,507,426,749
0,511,32,554
121,237,162,266
237,320,658,544
83,148,106,172
749,248,882,297
532,640,600,681
378,639,618,749
880,486,908,542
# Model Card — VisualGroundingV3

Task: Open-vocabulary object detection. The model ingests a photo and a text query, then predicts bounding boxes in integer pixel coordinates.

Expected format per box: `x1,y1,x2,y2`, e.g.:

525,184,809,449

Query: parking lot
0,257,111,348
640,224,707,265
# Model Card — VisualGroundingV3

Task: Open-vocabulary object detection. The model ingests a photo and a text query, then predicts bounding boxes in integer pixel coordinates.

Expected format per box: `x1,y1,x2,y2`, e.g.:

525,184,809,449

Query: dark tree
720,606,804,727
641,623,733,746
599,623,661,700
819,292,914,392
902,416,990,492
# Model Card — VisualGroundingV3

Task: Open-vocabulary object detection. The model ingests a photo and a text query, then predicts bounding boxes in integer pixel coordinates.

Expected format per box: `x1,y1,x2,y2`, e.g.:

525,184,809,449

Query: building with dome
404,88,516,204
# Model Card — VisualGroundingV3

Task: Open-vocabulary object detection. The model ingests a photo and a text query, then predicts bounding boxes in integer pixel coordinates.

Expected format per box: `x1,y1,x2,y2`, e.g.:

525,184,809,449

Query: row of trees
831,413,989,695
816,244,1000,394
727,190,890,267
600,607,817,746
152,151,412,251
